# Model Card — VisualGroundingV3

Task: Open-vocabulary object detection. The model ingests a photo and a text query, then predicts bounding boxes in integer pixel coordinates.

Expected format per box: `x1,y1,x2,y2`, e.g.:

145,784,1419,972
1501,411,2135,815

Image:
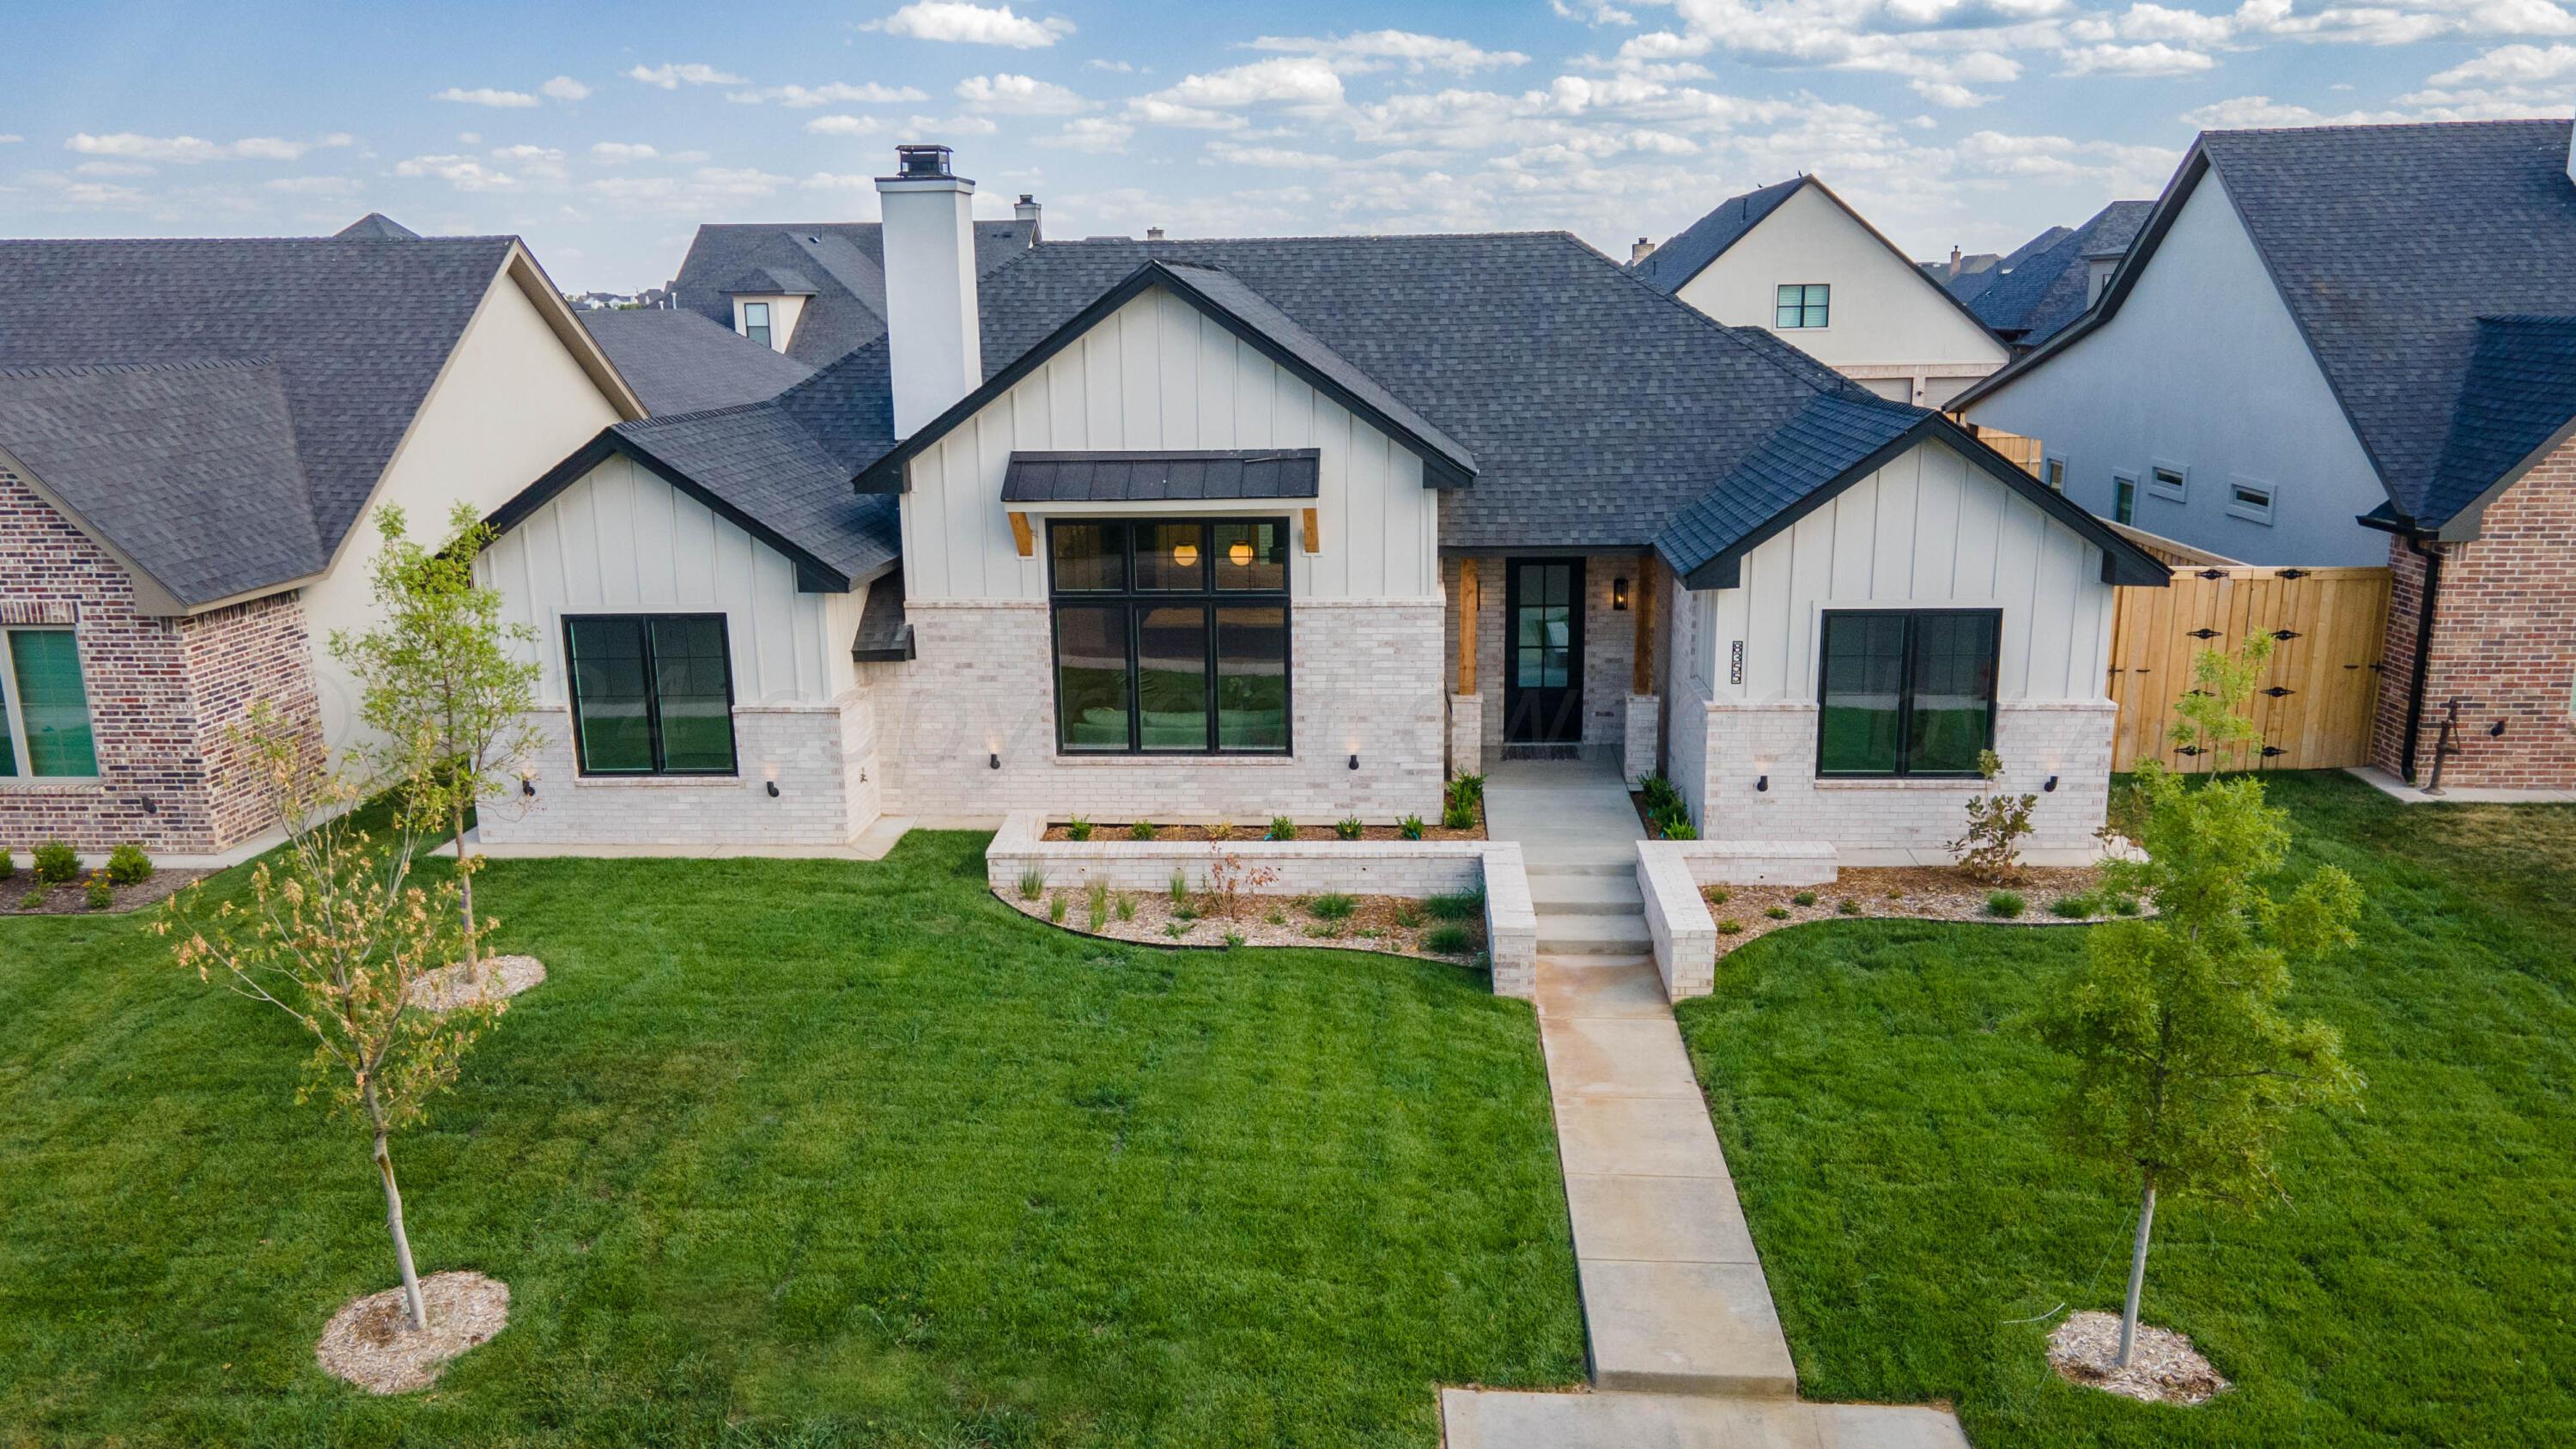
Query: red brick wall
0,466,322,853
2368,437,2576,789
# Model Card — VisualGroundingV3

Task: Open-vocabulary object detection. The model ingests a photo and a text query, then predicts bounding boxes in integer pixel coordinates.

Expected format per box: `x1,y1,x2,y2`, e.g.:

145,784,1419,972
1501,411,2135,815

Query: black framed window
1047,518,1291,755
1775,283,1830,329
1816,610,1999,777
2113,473,2138,525
563,613,738,776
741,301,772,349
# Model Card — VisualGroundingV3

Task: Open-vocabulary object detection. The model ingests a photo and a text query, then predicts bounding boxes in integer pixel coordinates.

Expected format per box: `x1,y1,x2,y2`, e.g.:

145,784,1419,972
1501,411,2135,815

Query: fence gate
2107,564,2392,772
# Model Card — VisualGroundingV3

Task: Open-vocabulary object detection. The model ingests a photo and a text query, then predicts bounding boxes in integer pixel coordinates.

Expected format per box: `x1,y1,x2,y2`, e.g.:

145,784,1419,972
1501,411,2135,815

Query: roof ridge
0,356,281,381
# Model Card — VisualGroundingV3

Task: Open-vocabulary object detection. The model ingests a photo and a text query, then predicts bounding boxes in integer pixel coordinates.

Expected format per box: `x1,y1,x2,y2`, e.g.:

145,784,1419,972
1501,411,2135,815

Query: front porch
1443,551,1669,782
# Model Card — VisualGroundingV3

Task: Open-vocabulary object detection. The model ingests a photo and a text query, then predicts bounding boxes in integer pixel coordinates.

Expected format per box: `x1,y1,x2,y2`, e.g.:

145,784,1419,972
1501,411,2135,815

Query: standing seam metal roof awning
999,448,1322,503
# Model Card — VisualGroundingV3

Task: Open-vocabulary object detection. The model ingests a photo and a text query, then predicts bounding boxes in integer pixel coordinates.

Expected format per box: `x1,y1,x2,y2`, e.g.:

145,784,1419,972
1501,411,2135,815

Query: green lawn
0,831,1583,1447
1677,771,2576,1446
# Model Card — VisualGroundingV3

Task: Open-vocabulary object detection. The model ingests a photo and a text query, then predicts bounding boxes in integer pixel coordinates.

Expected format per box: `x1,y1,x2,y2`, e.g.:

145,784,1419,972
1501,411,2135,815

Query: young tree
2036,633,2366,1367
331,502,541,974
155,708,501,1332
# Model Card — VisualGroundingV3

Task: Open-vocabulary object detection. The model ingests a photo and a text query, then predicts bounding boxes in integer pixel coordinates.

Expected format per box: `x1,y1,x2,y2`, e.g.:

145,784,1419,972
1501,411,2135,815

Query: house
474,145,2164,856
1630,175,2011,408
1960,201,2152,353
1932,228,2066,307
1958,119,2576,789
0,218,643,855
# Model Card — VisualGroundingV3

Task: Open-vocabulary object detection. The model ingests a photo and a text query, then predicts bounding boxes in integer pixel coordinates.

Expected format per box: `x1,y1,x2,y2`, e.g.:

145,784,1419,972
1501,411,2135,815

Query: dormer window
741,301,772,350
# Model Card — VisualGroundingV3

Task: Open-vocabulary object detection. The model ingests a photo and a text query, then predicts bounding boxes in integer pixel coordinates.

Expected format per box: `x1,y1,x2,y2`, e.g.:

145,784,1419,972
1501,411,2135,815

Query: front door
1503,557,1584,745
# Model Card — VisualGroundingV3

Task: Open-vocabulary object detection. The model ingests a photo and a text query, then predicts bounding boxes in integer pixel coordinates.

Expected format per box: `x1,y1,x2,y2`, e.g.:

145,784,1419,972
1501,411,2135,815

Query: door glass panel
1908,613,1997,774
1215,606,1288,750
1049,522,1127,592
1818,614,1905,774
1133,522,1206,592
649,617,735,772
567,618,654,773
1135,605,1210,751
1212,521,1286,591
1054,605,1133,751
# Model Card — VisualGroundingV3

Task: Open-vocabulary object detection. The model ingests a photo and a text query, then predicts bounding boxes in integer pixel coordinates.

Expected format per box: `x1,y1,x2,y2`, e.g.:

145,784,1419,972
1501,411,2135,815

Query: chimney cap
1146,225,1166,241
1018,192,1035,204
891,143,956,180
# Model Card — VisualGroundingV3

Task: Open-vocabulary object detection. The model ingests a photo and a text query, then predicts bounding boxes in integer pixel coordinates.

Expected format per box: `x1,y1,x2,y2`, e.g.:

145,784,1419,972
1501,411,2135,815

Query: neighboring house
668,193,1043,364
1631,175,2011,408
476,146,2163,857
1962,201,2152,353
1959,119,2576,788
579,308,816,414
0,218,642,854
1933,228,2068,307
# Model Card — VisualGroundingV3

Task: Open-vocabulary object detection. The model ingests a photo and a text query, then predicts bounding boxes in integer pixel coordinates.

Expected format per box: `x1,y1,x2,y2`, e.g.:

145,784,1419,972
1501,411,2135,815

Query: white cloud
591,141,660,161
395,153,519,190
540,75,592,102
2427,40,2576,85
956,72,1091,113
1204,140,1344,167
863,2,1074,48
585,166,792,210
1247,29,1533,75
0,134,21,144
806,114,884,135
1135,57,1347,122
2178,94,2415,126
1911,77,1999,106
2057,41,2219,74
1086,58,1139,73
73,160,155,176
627,62,748,89
265,174,360,194
434,86,540,108
729,81,927,107
66,132,319,162
1553,0,1640,24
1039,117,1137,150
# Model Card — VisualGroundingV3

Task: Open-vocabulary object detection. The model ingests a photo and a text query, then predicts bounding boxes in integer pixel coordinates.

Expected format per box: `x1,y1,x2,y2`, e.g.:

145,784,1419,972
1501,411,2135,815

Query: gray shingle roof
1631,177,1807,295
1001,449,1321,503
0,230,517,604
2427,314,2576,526
578,309,815,415
1967,201,2151,346
0,361,328,608
1652,393,1923,581
720,266,818,295
671,219,1035,366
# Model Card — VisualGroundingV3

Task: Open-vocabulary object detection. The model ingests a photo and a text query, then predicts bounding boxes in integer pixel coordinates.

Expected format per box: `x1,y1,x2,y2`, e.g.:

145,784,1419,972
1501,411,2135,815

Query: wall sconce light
1755,774,1769,793
140,796,159,816
2044,775,2059,793
989,752,1001,770
1612,577,1630,611
520,778,537,799
1348,753,1360,770
766,780,781,798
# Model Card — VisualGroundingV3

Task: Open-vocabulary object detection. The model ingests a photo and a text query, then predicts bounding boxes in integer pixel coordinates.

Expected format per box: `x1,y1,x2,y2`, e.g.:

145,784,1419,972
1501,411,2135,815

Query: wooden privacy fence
2107,564,2392,771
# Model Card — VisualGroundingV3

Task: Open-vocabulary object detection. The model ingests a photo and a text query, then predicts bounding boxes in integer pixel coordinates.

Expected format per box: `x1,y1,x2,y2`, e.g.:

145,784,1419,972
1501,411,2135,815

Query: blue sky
7,0,2573,289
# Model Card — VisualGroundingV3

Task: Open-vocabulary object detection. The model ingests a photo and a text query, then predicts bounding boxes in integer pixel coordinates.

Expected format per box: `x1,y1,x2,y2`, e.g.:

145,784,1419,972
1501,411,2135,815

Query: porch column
1450,558,1484,777
1625,551,1662,785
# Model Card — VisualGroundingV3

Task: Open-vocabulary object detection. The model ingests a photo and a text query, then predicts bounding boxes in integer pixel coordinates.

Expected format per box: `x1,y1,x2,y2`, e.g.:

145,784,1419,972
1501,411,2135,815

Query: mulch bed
1004,886,1487,963
314,1269,510,1395
1704,866,2142,959
1040,817,1485,843
2047,1310,2229,1405
2,868,213,916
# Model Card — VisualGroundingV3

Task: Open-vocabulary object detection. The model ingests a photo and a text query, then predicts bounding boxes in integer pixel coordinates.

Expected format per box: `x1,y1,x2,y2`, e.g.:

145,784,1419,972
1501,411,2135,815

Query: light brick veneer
1637,842,1717,1001
2370,441,2576,789
1623,695,1661,786
0,466,321,853
1678,698,2116,852
1448,692,1483,778
875,598,1445,823
480,697,877,847
1444,552,1653,764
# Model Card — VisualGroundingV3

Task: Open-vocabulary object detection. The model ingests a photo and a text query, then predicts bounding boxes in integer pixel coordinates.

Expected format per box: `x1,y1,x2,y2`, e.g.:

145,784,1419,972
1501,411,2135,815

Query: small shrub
1764,904,1789,920
1705,886,1730,905
1398,814,1425,841
1423,924,1472,954
1087,880,1109,930
1048,894,1069,924
1449,771,1485,807
1264,906,1285,926
1335,816,1364,841
1208,819,1237,842
1838,898,1862,916
2110,894,2142,916
1358,927,1382,940
1661,819,1698,840
1716,918,1742,935
1017,868,1045,901
1267,815,1297,842
21,879,49,910
1174,904,1200,922
1168,870,1190,906
1128,820,1158,842
0,847,15,880
1115,892,1137,922
1066,817,1094,842
1393,903,1424,929
2050,894,2096,918
1791,890,1817,907
1307,892,1356,922
105,843,153,886
1442,776,1479,830
1163,922,1188,940
84,872,115,911
1986,889,2026,919
1949,749,2037,886
1224,932,1245,948
1425,890,1483,922
33,839,78,885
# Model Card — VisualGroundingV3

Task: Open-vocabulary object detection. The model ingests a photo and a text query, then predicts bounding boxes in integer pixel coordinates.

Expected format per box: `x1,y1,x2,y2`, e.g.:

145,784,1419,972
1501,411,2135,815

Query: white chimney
876,144,983,438
1014,192,1042,244
1629,235,1656,265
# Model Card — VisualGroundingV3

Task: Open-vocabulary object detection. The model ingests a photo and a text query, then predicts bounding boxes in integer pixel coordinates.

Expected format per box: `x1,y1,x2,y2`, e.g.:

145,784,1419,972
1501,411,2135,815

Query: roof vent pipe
876,144,984,439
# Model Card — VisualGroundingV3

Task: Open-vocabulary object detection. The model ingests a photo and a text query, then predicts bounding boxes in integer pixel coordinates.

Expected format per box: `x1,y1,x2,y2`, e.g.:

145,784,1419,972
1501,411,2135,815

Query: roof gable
1967,201,2151,345
671,218,1035,366
1631,176,1807,295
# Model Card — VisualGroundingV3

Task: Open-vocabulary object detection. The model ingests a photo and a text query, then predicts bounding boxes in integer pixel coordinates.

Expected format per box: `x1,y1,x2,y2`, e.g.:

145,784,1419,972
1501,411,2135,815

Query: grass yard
1677,770,2576,1446
0,831,1583,1447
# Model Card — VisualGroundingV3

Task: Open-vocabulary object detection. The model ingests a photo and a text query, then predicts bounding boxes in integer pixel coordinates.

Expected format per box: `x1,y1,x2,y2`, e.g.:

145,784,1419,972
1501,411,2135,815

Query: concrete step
1442,1389,1971,1449
1522,854,1637,879
1529,875,1645,915
1538,912,1651,956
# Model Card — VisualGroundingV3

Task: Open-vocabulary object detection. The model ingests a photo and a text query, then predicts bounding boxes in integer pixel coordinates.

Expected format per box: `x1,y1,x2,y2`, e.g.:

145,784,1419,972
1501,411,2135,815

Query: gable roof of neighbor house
1958,119,2576,533
1965,201,2153,347
525,228,2162,595
670,218,1037,367
1941,225,2073,306
0,226,639,610
578,308,816,415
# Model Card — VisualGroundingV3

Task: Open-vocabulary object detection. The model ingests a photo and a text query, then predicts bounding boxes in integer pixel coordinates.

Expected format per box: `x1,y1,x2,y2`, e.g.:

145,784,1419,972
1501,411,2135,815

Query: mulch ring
315,1269,510,1395
1004,886,1487,963
3,868,213,916
2047,1310,2230,1406
1704,866,2144,959
406,955,546,1013
1039,818,1485,843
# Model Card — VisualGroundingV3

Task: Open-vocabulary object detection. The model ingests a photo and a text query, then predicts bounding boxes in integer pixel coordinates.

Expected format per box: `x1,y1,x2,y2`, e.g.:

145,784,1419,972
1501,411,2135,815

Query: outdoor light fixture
766,781,781,799
2044,775,2059,793
140,796,158,816
1229,539,1255,567
989,752,1001,770
1755,775,1769,793
1613,577,1630,611
1173,540,1200,569
1348,753,1359,770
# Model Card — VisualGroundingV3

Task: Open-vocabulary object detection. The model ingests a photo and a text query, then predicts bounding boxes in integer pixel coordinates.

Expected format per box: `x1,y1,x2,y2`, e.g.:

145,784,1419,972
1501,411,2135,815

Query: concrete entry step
1441,1388,1972,1449
1528,875,1645,915
1537,911,1651,953
1525,855,1637,879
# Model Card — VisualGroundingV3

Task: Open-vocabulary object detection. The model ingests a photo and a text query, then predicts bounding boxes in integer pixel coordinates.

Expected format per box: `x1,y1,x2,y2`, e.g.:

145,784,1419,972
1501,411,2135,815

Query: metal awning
999,448,1321,503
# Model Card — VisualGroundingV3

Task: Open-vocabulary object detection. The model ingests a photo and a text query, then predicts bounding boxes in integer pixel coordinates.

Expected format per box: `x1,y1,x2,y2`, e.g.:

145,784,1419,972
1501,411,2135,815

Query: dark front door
1503,557,1584,745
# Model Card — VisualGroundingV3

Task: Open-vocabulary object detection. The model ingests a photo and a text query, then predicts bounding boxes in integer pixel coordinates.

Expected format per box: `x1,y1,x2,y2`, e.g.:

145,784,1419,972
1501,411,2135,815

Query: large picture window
562,613,738,776
1816,610,1999,777
1048,518,1291,755
0,628,100,779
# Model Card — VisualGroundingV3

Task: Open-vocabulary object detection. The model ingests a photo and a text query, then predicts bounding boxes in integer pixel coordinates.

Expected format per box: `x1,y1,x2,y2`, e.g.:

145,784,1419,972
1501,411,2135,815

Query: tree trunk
368,1090,428,1332
451,793,478,975
2118,1170,2158,1367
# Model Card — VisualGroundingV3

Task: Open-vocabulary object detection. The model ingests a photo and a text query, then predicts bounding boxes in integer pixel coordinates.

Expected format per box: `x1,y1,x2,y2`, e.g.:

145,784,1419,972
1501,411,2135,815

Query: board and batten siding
900,285,1441,603
1688,438,2116,703
476,453,865,709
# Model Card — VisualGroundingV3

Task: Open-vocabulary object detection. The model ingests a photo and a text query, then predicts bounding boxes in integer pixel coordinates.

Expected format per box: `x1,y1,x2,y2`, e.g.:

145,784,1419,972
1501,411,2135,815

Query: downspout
2398,535,2445,784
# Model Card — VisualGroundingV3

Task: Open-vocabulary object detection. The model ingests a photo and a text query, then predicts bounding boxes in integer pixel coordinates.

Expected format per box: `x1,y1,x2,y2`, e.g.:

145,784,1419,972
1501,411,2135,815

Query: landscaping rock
2047,1309,2228,1405
406,954,544,1012
315,1269,508,1394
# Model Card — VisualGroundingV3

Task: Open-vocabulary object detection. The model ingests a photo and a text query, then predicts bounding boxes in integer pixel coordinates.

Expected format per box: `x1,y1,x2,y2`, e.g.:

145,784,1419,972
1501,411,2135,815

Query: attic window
741,301,773,350
1775,283,1829,329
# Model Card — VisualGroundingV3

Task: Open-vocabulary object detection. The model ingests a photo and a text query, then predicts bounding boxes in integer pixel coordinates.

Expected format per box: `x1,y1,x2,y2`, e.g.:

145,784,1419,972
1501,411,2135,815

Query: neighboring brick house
0,219,642,855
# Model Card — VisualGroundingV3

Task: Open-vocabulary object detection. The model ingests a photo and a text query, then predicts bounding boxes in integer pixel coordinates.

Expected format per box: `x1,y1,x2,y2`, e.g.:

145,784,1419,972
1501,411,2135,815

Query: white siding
1965,167,2387,565
475,454,853,708
899,285,1443,604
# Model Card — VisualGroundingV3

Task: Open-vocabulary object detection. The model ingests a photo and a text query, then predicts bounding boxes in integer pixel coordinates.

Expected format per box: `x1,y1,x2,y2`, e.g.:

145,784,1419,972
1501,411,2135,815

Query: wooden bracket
1300,508,1321,554
1007,511,1034,558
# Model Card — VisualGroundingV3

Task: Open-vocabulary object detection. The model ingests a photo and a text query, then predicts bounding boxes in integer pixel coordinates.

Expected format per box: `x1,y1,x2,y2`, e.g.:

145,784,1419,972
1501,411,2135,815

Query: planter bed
1002,886,1489,963
3,868,212,916
1704,865,2133,959
1040,819,1485,843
